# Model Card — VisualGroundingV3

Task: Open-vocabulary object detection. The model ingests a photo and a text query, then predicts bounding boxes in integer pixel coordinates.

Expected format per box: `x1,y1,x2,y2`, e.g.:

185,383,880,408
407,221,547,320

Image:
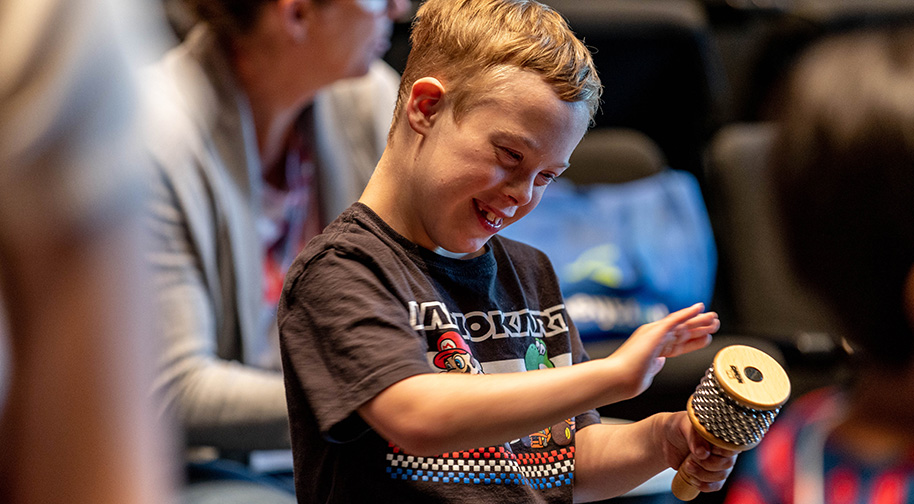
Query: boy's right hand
607,303,719,400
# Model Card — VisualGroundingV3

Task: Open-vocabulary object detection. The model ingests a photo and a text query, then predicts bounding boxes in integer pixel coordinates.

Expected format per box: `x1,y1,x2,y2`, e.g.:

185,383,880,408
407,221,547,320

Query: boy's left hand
606,303,719,400
658,411,739,493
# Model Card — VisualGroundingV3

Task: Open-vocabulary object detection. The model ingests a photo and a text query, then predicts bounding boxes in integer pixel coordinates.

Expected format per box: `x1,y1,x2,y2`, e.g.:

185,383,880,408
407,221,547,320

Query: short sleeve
279,247,433,439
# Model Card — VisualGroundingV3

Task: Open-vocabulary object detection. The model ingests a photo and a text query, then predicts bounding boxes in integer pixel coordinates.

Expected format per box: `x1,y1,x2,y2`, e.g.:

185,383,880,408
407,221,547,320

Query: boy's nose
502,176,534,207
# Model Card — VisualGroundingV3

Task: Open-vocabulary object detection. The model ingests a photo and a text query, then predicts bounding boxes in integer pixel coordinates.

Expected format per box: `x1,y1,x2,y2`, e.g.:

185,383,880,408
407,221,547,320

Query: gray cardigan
144,26,399,451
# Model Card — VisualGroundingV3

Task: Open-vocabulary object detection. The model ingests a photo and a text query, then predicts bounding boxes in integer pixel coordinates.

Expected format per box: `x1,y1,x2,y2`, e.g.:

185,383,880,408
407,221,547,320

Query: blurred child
723,27,914,504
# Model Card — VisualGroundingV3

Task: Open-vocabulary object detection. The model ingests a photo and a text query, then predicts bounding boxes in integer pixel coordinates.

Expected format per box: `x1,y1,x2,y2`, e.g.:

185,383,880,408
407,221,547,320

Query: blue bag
501,170,716,341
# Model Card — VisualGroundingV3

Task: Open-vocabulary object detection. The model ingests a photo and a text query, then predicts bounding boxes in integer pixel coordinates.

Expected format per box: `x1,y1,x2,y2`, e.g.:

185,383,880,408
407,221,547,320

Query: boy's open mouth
474,201,504,230
486,211,503,228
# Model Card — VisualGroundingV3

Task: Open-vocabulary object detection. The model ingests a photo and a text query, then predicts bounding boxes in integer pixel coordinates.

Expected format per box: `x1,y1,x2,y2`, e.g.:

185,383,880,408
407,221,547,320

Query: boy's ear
276,0,312,43
406,77,446,135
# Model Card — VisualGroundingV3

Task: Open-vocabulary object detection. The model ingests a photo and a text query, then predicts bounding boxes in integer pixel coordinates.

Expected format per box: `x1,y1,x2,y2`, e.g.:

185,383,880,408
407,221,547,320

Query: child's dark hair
769,27,914,368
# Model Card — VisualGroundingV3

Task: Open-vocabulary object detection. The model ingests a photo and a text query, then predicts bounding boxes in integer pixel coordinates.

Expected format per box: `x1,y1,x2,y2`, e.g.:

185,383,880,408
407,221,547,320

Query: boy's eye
498,147,523,163
536,172,558,186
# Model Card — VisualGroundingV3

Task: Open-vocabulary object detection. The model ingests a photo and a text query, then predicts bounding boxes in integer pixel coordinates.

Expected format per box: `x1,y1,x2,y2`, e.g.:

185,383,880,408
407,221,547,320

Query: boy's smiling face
401,68,590,257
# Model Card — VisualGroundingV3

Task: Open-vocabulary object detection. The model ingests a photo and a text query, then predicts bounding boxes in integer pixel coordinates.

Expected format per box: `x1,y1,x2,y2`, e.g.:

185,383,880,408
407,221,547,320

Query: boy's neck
432,247,485,260
361,147,485,260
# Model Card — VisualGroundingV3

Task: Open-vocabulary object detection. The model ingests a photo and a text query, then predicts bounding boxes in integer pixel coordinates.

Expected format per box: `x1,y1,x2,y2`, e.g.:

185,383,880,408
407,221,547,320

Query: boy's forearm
357,355,642,456
572,415,674,502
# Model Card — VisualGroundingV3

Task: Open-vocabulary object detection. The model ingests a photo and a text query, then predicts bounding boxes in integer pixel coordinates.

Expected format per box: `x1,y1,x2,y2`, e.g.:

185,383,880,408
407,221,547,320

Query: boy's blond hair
391,0,601,135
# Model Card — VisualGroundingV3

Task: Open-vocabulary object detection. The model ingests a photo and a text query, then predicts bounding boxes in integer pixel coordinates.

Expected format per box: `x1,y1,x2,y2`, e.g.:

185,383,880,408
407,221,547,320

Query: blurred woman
143,0,409,501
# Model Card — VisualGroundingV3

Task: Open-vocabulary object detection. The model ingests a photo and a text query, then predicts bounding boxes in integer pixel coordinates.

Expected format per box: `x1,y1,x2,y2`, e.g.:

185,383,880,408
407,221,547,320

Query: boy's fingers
651,306,716,358
677,316,720,340
679,312,719,332
654,303,705,332
665,334,712,357
710,446,739,459
686,319,720,338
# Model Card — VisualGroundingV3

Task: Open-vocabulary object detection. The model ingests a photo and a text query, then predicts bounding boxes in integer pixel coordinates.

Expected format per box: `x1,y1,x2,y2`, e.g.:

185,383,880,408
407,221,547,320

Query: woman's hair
391,0,601,132
183,0,327,39
769,28,914,368
183,0,272,37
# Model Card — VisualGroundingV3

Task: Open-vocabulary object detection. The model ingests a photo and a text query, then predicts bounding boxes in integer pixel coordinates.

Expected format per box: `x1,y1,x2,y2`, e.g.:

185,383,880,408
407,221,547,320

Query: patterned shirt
724,387,914,504
259,124,322,345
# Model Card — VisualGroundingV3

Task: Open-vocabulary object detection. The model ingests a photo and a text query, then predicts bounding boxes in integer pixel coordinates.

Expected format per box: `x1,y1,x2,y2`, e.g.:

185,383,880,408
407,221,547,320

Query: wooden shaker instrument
671,344,791,501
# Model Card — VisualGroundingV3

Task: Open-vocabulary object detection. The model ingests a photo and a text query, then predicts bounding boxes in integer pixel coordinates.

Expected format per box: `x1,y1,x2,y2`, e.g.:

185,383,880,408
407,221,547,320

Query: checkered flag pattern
386,444,575,490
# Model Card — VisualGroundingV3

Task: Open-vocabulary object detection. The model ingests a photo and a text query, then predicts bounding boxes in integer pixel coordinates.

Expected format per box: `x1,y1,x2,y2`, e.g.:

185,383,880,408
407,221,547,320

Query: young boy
278,0,736,502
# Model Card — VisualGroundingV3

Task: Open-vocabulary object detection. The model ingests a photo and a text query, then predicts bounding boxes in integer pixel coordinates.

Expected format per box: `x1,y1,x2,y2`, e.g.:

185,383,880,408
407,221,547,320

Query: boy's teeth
484,211,503,228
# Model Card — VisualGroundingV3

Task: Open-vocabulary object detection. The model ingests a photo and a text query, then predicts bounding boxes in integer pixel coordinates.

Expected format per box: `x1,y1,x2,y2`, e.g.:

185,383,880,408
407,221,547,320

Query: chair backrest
546,0,730,182
705,122,844,347
564,128,667,186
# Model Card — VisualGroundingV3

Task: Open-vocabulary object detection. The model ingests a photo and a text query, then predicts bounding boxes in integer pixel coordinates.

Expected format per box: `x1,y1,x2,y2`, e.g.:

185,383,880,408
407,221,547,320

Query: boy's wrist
649,411,678,468
589,354,630,405
596,353,650,404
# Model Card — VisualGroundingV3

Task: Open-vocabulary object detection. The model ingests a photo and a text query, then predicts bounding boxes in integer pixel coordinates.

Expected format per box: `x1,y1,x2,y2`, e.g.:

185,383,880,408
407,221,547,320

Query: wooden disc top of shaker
712,345,791,410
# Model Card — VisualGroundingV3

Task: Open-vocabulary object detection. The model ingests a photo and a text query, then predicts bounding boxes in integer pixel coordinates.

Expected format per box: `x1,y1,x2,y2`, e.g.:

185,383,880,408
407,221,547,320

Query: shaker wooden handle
671,454,701,501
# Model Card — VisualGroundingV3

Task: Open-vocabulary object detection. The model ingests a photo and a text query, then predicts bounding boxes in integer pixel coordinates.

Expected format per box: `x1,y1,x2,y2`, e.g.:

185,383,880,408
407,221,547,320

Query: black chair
564,128,667,186
706,123,845,343
704,122,852,399
545,0,730,186
382,0,420,75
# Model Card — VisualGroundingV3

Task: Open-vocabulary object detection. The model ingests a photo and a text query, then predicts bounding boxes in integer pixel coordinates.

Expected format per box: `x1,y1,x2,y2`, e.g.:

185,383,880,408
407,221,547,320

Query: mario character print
432,331,484,374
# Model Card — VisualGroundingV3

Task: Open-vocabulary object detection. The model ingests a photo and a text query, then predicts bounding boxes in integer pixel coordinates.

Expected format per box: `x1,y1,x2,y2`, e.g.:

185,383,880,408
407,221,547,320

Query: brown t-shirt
278,203,600,503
